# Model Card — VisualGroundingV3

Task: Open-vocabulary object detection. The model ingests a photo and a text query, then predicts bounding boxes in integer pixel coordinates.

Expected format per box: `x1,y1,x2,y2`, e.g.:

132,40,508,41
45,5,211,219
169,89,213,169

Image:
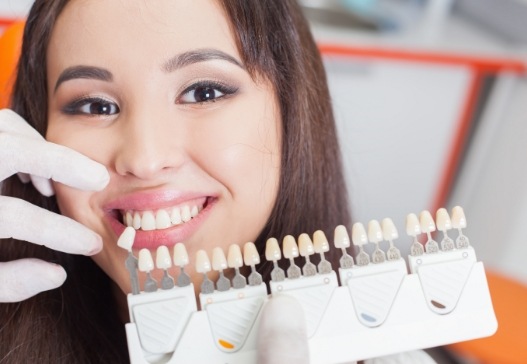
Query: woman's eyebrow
162,49,244,72
54,66,113,93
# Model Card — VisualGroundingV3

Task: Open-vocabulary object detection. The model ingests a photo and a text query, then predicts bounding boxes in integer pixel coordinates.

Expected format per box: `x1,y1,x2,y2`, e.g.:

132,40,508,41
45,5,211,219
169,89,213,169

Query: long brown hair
0,0,350,362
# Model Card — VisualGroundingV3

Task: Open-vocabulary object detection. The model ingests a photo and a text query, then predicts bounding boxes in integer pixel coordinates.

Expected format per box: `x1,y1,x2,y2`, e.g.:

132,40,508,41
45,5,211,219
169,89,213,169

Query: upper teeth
123,205,201,231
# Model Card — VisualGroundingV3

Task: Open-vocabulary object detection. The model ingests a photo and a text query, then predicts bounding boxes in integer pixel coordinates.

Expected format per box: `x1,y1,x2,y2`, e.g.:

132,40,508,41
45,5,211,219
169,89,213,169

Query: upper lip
103,189,213,212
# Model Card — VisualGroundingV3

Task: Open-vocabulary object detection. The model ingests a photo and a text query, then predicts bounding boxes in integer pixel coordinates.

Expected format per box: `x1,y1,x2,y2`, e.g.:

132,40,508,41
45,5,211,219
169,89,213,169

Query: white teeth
132,212,141,229
381,218,398,240
227,244,243,268
334,225,351,248
352,222,368,247
367,220,383,243
196,249,211,273
170,208,182,225
141,211,156,231
191,206,199,218
436,208,452,231
123,202,206,231
298,233,315,257
156,246,172,269
265,237,281,261
282,235,299,259
173,243,189,267
181,206,191,222
138,249,154,272
155,210,171,229
243,242,260,266
451,206,467,229
125,211,133,227
212,247,228,271
117,226,136,251
419,210,436,233
406,213,421,237
228,244,243,268
313,230,330,253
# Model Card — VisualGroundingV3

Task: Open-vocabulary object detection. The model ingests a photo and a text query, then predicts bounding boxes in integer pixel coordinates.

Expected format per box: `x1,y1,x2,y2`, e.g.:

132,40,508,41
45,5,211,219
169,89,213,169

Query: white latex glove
0,109,110,303
257,295,310,364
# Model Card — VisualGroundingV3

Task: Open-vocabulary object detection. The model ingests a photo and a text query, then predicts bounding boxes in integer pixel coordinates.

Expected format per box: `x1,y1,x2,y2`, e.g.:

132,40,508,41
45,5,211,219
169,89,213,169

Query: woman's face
46,0,281,294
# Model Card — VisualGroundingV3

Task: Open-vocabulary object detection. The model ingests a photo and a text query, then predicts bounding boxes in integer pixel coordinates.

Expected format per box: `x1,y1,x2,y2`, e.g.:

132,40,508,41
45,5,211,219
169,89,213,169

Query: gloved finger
0,259,67,303
0,132,109,191
0,196,102,255
30,174,55,197
0,109,43,140
257,295,310,364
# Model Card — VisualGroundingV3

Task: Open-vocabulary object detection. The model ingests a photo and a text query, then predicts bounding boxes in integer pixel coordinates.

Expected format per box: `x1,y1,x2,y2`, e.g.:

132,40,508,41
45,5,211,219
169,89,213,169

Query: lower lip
106,199,215,250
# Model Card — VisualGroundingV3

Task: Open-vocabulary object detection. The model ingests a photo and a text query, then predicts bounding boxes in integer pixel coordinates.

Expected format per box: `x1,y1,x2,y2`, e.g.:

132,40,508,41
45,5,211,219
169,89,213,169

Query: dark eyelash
179,80,239,102
61,96,115,115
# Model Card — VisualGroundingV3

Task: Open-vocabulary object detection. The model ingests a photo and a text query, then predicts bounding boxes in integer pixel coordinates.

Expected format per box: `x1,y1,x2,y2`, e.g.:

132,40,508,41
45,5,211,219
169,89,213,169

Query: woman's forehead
47,0,240,73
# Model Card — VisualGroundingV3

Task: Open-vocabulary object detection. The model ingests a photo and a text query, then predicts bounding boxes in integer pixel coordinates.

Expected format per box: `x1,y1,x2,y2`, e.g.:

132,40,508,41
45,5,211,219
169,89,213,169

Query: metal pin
368,220,386,264
381,218,401,261
420,210,439,253
313,231,332,274
244,242,263,286
283,235,301,279
452,206,470,249
265,238,285,281
212,247,231,292
352,223,370,266
156,246,175,290
196,250,214,294
436,208,455,251
298,233,317,276
138,249,158,292
334,225,355,268
228,244,247,289
173,243,191,287
117,227,140,295
407,213,424,256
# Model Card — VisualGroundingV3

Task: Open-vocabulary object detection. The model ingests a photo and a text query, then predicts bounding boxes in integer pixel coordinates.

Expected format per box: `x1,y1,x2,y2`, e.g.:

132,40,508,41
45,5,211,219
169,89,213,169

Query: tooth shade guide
298,234,317,276
212,247,231,292
244,242,263,286
313,230,332,274
228,244,247,289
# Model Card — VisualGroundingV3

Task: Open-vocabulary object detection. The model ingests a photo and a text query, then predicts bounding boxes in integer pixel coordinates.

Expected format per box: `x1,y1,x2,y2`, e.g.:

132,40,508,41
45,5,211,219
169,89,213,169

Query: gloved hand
0,109,109,303
257,295,310,364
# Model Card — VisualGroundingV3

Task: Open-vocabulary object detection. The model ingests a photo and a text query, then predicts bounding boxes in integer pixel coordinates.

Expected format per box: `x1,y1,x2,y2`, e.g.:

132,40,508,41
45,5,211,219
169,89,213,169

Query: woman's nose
114,113,185,180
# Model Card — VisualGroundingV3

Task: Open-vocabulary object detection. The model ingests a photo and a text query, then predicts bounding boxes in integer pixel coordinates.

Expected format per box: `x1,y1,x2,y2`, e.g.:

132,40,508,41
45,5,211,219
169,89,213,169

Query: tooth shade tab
212,247,228,271
367,220,383,243
452,206,467,229
173,243,189,267
156,246,172,270
334,225,351,248
381,218,398,240
298,234,315,257
436,208,452,231
352,223,368,247
265,238,281,261
138,249,155,272
117,226,136,251
313,230,330,253
228,244,244,269
196,250,212,273
419,210,436,234
406,213,421,237
243,242,260,266
283,235,299,259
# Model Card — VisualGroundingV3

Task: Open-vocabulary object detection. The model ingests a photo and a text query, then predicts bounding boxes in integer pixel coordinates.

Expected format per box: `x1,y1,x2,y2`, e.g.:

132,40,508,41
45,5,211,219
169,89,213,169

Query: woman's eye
63,97,120,116
178,81,237,104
